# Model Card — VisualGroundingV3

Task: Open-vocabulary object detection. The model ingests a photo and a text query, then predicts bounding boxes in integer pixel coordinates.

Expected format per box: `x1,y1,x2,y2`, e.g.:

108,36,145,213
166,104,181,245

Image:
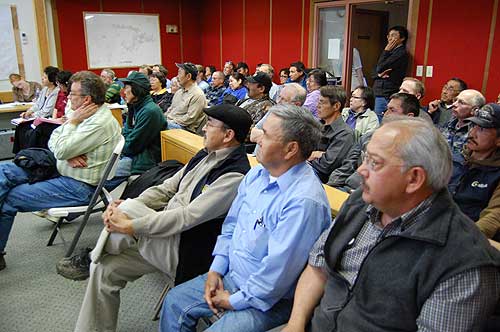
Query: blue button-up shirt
210,162,331,311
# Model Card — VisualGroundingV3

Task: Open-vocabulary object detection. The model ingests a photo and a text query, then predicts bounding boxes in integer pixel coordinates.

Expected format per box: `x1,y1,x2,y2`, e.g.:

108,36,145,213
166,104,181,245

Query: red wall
199,0,310,83
55,0,202,79
412,0,499,103
54,0,499,101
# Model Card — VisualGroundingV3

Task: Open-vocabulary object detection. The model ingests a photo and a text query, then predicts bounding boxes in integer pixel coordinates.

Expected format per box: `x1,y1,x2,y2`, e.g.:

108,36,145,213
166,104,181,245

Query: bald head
278,83,307,106
452,89,485,121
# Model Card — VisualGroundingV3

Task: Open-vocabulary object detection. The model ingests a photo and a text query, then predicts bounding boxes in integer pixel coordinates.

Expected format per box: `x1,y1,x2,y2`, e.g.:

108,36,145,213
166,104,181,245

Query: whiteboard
83,12,162,69
0,5,19,80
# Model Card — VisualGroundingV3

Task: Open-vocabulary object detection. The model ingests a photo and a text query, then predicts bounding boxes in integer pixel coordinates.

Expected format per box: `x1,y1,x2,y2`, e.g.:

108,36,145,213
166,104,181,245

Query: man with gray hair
441,89,486,166
160,104,332,332
258,63,279,100
282,116,500,332
100,68,123,104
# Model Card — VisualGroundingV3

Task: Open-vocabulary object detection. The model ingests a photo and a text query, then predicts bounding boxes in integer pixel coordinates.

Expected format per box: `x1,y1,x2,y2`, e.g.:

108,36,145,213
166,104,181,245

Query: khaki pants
74,200,176,332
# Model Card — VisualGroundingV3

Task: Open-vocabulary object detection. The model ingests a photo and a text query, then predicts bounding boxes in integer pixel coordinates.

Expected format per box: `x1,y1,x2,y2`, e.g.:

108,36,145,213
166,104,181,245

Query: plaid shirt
440,117,470,165
205,85,225,106
309,194,500,331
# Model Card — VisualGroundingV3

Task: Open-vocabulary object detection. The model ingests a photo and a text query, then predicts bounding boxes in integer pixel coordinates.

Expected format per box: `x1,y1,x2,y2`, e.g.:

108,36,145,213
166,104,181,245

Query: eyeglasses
280,75,288,78
351,96,363,100
68,92,86,97
442,84,459,93
361,150,404,172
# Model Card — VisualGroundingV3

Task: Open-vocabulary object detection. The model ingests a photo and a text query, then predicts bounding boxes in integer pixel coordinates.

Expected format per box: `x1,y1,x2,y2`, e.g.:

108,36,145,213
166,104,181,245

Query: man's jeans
104,156,132,191
374,96,388,123
0,163,95,252
160,273,292,332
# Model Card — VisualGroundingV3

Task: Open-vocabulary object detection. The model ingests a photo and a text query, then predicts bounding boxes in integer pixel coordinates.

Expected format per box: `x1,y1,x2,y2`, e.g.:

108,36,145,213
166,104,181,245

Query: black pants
13,121,60,153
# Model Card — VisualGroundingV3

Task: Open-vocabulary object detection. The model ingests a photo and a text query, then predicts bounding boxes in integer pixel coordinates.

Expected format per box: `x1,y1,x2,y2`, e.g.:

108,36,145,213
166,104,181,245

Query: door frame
311,0,419,92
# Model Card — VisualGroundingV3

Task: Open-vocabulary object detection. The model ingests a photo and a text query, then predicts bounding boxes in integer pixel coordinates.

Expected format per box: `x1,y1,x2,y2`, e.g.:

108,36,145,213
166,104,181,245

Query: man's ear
223,128,236,143
405,166,427,194
283,141,299,160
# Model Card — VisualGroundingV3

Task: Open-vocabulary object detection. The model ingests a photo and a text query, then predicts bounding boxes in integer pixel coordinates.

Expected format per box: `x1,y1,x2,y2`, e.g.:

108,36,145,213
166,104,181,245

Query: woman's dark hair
206,65,216,76
307,69,327,87
231,72,246,88
44,66,60,85
354,86,375,110
279,68,290,77
56,71,73,88
126,83,149,101
150,71,167,89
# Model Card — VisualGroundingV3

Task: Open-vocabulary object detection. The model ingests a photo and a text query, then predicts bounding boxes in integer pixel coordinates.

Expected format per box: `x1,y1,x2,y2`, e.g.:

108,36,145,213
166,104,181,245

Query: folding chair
46,135,126,257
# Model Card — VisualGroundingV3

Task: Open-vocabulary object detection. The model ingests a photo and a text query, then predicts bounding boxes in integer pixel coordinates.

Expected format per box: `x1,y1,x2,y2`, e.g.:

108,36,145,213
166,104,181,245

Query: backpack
120,160,184,199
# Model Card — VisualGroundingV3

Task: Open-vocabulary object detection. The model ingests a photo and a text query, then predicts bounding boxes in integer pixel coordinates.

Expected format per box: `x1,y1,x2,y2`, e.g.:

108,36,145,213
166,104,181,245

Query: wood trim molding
179,0,184,62
300,0,305,61
11,5,25,77
243,0,246,62
421,0,433,83
50,0,63,68
219,0,223,68
33,0,51,70
407,0,419,73
482,0,498,94
269,0,273,63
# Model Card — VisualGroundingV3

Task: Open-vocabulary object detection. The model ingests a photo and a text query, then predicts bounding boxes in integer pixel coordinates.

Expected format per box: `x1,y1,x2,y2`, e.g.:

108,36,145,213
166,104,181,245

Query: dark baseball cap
465,103,500,129
204,104,252,143
120,71,150,90
246,72,272,92
175,62,198,80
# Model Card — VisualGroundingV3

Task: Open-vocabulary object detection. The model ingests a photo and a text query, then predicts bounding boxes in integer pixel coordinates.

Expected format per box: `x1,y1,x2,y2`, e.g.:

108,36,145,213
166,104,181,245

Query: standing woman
341,86,379,140
217,72,247,105
9,74,42,102
150,71,173,112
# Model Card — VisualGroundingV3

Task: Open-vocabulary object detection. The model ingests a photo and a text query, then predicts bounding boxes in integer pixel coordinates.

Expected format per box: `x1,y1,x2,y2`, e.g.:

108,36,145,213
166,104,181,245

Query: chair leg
47,217,66,247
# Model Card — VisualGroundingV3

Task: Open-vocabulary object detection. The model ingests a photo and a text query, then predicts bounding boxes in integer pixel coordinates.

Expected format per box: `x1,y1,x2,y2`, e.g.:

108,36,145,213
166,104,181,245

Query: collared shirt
310,117,354,183
211,162,331,311
167,83,207,132
132,146,244,237
237,95,274,125
303,90,321,118
309,194,500,332
48,104,122,186
441,117,469,165
105,79,123,104
341,107,379,141
31,86,60,118
205,85,226,106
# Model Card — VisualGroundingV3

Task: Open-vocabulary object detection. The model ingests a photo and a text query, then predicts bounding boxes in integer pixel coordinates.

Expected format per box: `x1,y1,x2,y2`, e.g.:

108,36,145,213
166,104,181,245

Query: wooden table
0,103,33,129
160,130,349,215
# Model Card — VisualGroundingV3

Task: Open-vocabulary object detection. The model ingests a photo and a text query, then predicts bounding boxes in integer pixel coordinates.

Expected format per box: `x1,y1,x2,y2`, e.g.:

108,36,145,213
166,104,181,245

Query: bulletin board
83,12,162,69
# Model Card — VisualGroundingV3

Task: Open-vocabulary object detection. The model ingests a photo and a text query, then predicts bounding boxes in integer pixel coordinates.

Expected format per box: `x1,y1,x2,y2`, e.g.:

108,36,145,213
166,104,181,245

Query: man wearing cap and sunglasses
165,62,207,133
73,104,252,332
451,103,500,250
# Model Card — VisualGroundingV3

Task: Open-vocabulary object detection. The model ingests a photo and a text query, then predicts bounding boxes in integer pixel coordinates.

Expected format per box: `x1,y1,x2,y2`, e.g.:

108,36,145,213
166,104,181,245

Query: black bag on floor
120,160,184,199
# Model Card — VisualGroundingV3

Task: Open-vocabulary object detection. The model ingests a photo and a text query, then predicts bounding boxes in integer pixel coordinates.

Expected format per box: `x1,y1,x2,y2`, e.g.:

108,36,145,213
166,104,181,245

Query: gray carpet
0,211,168,331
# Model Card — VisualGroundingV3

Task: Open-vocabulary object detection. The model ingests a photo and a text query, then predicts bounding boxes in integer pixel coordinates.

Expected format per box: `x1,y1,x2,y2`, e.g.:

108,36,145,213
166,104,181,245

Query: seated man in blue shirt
160,104,332,332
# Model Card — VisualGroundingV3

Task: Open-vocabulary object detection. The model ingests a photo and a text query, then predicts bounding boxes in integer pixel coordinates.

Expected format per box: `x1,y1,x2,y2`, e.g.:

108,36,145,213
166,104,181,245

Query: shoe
56,247,92,281
0,252,5,271
33,210,61,224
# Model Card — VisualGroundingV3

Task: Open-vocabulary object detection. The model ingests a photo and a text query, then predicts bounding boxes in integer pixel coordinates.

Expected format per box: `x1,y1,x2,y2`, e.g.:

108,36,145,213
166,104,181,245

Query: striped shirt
309,194,500,331
48,104,122,186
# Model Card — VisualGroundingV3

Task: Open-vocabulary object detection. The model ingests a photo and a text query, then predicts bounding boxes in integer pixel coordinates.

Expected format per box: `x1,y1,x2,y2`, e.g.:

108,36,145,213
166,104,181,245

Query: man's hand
67,154,87,168
102,200,124,223
308,151,325,161
103,205,134,235
384,39,398,51
281,324,306,332
377,68,392,78
428,99,441,114
204,271,225,314
211,288,234,311
69,102,99,125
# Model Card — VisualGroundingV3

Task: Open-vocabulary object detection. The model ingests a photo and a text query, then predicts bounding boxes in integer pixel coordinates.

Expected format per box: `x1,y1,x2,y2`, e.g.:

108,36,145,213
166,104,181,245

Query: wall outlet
166,25,178,34
416,65,423,77
426,65,433,77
